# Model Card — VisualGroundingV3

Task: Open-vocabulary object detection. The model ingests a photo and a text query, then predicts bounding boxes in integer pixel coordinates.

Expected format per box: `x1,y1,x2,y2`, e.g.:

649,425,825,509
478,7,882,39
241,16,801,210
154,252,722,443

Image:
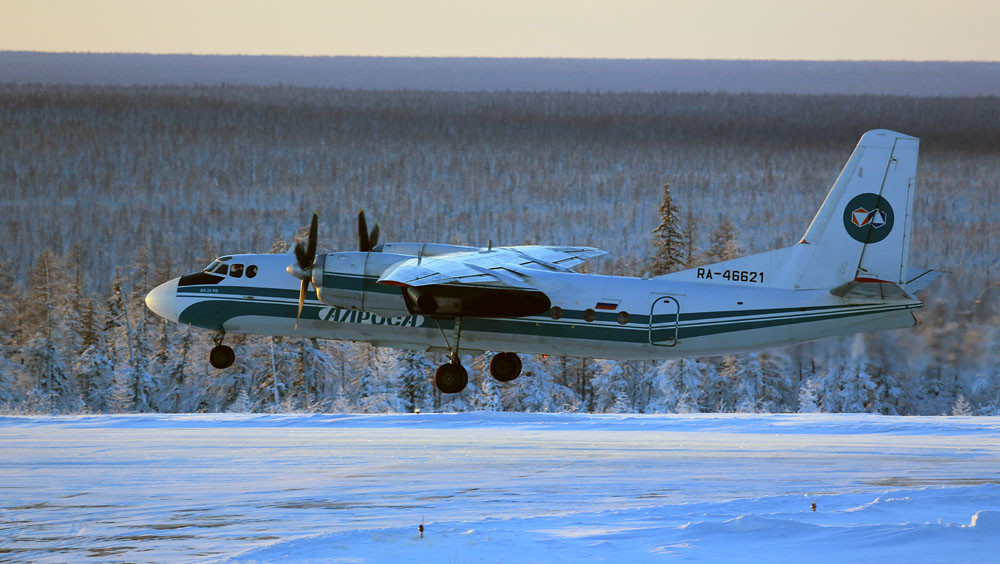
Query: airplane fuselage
151,253,921,361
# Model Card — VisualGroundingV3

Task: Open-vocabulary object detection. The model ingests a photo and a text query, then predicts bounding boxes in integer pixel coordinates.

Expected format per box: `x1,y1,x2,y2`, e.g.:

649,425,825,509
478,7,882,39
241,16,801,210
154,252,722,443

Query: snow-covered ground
2,413,998,563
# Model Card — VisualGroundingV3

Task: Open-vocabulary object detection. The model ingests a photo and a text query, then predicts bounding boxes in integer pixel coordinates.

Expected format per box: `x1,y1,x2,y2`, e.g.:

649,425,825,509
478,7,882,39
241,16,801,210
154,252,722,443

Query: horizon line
4,50,998,65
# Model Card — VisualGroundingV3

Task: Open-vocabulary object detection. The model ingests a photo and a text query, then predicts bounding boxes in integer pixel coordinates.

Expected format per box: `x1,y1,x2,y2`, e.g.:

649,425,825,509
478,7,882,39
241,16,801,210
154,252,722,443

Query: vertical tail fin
795,129,918,288
661,129,921,292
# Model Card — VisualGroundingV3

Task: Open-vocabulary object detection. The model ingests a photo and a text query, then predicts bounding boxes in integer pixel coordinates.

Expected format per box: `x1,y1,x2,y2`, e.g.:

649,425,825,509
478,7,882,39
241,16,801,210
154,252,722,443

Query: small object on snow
811,502,817,511
419,516,424,539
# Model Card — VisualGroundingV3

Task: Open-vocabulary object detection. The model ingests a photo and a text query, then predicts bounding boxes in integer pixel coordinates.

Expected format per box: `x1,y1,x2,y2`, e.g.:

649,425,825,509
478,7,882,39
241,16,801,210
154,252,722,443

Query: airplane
145,129,941,394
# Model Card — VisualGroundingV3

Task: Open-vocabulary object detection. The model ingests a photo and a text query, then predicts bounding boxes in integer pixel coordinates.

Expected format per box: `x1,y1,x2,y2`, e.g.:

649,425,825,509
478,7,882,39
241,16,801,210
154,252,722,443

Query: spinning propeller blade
358,209,369,252
296,278,309,329
290,210,320,329
358,209,380,252
288,209,380,329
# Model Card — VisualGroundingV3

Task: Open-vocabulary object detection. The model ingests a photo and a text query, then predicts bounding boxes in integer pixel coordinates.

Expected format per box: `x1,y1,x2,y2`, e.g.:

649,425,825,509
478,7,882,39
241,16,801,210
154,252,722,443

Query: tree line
0,83,997,415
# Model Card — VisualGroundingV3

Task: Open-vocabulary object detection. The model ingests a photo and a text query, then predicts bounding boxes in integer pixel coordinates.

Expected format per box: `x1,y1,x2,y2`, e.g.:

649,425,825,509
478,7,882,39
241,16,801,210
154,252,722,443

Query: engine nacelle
313,252,412,318
403,285,551,318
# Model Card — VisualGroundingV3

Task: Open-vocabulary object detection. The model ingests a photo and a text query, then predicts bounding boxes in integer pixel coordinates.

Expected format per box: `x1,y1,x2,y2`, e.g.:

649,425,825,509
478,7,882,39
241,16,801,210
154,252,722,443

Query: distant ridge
2,51,999,96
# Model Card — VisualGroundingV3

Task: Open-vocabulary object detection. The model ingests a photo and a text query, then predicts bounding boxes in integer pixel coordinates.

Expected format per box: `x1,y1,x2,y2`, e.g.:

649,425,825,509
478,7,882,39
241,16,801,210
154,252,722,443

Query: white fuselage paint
162,254,920,361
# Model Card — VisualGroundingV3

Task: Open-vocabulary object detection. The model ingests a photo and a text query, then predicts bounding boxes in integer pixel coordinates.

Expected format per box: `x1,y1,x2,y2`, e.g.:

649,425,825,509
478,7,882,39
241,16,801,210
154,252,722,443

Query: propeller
358,209,380,252
287,211,319,329
287,209,381,329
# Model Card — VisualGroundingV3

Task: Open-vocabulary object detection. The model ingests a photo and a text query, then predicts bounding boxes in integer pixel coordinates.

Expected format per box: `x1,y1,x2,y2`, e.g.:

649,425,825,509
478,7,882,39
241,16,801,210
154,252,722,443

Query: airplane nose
145,278,179,322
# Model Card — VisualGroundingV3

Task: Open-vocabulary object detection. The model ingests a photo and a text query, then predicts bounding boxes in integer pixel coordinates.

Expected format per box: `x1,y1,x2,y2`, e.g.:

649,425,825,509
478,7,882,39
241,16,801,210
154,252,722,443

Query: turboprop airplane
145,129,941,394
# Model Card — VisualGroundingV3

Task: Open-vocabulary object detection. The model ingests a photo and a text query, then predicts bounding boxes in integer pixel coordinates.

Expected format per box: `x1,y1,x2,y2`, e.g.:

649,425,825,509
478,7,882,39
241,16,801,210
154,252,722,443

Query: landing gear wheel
209,345,235,369
489,352,522,382
435,363,469,394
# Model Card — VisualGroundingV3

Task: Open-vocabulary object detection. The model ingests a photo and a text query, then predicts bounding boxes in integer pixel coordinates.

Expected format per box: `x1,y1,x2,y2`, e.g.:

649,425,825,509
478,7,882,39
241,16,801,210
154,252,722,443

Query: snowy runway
2,414,998,562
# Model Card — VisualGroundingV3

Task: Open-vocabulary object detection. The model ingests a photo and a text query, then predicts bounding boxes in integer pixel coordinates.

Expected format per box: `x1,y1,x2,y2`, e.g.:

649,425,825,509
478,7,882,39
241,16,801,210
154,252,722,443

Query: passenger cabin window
230,264,244,278
246,265,258,278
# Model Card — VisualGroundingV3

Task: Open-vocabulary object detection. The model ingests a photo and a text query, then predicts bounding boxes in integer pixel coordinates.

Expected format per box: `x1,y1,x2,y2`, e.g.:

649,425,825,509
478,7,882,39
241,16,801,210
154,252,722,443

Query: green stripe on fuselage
177,284,917,343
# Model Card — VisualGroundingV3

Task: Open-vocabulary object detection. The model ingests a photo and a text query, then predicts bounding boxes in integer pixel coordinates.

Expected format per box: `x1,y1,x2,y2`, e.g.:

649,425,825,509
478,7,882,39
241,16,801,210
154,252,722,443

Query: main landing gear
209,331,235,369
434,317,468,394
489,352,522,382
432,318,523,394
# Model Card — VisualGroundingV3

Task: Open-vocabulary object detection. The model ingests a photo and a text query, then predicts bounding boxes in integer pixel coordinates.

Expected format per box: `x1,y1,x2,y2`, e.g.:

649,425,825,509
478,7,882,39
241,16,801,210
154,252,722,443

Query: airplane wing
377,245,606,288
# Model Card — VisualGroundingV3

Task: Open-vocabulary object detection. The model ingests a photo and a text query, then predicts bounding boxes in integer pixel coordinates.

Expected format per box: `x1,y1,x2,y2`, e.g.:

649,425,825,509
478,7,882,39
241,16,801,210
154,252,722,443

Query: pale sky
2,0,998,61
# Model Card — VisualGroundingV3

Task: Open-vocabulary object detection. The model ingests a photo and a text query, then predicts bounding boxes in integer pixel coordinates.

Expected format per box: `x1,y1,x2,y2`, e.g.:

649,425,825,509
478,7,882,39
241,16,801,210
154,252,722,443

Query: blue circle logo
843,193,894,243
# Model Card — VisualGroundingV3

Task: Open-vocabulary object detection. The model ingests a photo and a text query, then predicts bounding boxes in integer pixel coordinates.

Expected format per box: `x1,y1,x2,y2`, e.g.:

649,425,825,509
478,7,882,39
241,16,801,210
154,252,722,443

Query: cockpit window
203,259,254,278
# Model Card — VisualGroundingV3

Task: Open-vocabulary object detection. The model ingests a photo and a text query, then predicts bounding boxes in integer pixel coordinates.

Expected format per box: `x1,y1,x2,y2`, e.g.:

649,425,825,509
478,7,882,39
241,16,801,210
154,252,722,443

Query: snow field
1,413,998,563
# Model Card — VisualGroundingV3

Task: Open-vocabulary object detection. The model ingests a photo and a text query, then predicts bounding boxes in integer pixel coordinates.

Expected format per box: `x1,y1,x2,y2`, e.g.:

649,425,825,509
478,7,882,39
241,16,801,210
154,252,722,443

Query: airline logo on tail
843,193,894,243
851,207,887,229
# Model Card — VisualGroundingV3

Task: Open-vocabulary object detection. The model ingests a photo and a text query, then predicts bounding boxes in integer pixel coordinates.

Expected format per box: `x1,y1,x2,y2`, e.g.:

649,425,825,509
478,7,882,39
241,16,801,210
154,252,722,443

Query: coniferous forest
0,83,997,415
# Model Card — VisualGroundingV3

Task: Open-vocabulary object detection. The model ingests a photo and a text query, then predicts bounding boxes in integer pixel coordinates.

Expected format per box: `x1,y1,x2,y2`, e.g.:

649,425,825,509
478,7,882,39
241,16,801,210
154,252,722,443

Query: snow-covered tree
591,360,630,413
952,395,972,416
838,336,876,413
163,329,194,412
868,366,903,415
648,358,704,413
399,350,434,413
504,355,576,412
705,355,743,412
74,341,114,413
757,351,793,413
650,182,686,275
733,355,764,413
359,347,406,413
129,319,157,412
478,365,503,412
797,379,821,413
705,217,744,263
228,387,252,413
301,340,340,411
0,351,26,409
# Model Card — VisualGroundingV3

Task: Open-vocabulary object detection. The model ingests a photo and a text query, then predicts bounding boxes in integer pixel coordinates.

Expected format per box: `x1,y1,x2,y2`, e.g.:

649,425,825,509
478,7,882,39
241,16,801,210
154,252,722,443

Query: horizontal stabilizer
830,279,912,301
830,267,943,301
903,267,945,295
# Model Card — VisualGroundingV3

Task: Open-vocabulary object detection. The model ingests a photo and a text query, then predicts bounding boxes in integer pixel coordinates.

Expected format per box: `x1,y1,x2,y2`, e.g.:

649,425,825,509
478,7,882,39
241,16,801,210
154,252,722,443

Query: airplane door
649,295,680,347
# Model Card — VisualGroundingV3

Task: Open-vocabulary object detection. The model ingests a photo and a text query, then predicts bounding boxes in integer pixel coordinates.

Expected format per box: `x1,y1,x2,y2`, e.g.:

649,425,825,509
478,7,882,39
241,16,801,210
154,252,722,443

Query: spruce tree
399,350,433,413
705,217,745,263
506,355,576,412
797,379,822,413
650,182,687,275
590,360,629,413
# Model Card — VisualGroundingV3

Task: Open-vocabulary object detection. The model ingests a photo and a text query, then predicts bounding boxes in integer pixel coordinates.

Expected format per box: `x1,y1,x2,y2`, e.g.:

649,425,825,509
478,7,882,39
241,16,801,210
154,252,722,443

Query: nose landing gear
209,331,235,369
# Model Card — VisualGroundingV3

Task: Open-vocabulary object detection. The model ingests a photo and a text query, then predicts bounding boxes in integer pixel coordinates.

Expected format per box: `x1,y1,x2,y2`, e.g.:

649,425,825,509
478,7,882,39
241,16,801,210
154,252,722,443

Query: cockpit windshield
200,257,252,278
